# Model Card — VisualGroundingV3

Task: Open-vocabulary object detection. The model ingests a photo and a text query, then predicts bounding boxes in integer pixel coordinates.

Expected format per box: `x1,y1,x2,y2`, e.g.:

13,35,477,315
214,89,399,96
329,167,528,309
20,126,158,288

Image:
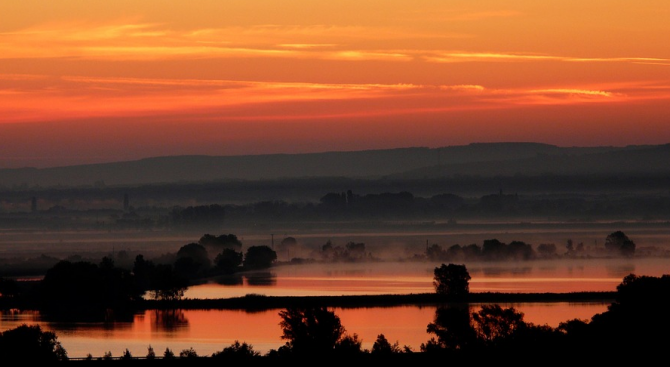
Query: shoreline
0,291,617,312
136,291,617,311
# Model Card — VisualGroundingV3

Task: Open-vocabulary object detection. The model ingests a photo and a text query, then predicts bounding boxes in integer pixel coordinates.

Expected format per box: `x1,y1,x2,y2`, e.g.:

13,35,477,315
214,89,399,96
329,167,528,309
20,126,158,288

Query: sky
1,0,670,168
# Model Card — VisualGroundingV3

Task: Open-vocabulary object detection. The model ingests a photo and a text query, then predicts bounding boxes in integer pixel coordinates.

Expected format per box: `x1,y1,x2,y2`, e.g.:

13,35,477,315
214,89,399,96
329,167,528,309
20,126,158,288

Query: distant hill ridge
390,143,670,179
0,142,666,187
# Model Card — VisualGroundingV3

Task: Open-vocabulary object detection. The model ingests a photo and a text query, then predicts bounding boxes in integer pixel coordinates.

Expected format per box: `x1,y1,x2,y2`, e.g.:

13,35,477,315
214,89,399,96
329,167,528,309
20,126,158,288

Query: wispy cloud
327,51,412,61
278,43,337,49
426,52,670,64
0,21,462,62
530,89,614,97
60,76,421,92
4,21,665,68
3,73,662,125
0,22,167,40
440,84,486,92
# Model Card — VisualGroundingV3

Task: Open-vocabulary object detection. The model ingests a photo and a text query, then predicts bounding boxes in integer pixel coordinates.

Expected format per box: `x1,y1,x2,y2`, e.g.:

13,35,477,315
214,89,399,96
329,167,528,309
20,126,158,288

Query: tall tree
433,263,471,299
0,324,68,362
278,307,345,355
424,306,476,351
243,246,277,269
471,304,526,348
604,231,636,257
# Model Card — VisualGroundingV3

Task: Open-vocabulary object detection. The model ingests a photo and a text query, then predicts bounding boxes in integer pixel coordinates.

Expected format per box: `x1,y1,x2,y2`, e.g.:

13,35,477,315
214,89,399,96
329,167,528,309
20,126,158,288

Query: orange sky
1,0,669,168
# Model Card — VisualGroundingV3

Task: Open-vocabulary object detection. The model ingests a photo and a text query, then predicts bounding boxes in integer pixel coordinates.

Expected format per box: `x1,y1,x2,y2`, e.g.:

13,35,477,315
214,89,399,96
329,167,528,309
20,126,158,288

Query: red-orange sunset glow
1,1,669,167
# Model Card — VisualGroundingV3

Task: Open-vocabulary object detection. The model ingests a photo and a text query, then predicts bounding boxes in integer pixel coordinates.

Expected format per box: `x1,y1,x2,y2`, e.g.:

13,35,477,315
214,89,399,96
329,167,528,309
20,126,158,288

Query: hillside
0,142,645,187
389,144,670,179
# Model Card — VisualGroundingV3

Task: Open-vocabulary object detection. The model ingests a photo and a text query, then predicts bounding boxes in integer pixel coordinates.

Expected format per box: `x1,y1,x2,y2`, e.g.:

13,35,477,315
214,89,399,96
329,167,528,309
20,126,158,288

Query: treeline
0,229,652,282
115,189,670,229
0,233,280,319
1,269,669,364
178,189,670,225
424,230,639,261
6,187,670,231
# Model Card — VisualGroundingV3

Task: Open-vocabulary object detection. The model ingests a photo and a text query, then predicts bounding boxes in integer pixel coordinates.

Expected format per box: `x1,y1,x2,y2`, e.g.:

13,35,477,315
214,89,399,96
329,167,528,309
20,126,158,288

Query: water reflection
605,263,636,277
184,258,670,299
325,268,369,276
245,272,277,286
150,310,189,332
471,265,532,277
0,303,611,359
424,305,474,350
40,307,136,324
213,274,244,286
565,265,585,275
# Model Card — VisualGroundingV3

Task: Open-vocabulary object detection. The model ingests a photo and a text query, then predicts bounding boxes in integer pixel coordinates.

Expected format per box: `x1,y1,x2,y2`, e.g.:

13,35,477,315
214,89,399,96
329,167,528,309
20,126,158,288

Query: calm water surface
2,256,669,358
184,257,670,298
0,303,608,359
2,218,669,358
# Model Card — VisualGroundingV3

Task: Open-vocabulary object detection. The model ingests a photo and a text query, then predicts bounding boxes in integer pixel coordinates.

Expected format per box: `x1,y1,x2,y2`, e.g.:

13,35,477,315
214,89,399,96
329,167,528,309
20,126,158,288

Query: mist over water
1,221,668,359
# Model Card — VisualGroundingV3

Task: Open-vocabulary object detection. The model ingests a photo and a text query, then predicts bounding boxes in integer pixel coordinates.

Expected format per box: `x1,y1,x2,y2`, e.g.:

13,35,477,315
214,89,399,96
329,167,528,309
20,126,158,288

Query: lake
3,256,668,358
1,224,669,358
184,256,669,298
1,303,609,359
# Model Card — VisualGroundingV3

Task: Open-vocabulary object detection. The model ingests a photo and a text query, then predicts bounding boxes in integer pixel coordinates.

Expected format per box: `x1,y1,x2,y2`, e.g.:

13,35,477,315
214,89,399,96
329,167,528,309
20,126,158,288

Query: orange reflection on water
470,277,623,293
336,302,608,351
0,302,609,358
185,259,646,299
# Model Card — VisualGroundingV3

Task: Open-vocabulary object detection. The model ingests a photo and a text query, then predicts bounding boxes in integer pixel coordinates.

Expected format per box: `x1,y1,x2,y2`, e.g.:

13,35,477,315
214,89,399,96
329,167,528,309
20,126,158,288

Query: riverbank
1,290,616,312
138,291,617,310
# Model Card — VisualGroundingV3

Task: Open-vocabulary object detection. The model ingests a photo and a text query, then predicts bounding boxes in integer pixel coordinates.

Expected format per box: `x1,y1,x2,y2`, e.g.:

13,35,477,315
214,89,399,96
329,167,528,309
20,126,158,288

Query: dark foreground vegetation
1,262,668,364
0,230,664,364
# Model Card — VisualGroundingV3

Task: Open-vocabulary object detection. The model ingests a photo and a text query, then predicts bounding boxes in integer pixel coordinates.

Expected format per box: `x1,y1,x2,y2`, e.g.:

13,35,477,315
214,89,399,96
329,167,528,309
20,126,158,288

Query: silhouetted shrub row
2,271,669,363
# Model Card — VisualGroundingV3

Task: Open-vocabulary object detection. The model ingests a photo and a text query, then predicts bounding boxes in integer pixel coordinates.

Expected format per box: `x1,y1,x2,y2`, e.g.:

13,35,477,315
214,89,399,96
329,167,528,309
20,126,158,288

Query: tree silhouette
163,348,175,359
146,345,155,360
433,263,471,299
537,243,558,258
0,324,68,362
424,306,476,351
211,340,260,361
604,231,636,257
471,304,525,348
425,244,446,261
175,243,211,277
481,239,507,261
333,333,364,356
507,240,535,260
38,259,141,319
243,245,277,269
587,273,670,353
278,307,345,355
199,233,243,252
149,264,189,301
371,333,402,355
179,347,198,359
214,248,243,274
132,255,188,301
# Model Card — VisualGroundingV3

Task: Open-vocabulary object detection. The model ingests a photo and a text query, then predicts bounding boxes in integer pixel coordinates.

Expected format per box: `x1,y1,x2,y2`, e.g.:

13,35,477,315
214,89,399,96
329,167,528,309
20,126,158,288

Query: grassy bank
1,291,616,312
135,291,617,310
